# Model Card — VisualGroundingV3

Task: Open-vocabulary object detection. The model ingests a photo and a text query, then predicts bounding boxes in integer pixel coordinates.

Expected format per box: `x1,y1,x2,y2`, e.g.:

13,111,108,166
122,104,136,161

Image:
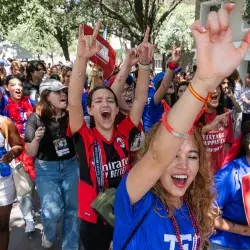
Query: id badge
53,138,70,157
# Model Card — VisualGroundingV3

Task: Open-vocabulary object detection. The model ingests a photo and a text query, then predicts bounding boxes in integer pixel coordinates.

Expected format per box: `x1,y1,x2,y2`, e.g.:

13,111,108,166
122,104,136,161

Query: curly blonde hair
138,123,217,247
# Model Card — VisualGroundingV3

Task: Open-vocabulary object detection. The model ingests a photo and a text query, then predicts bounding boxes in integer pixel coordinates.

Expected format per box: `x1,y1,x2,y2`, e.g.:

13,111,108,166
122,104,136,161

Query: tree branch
153,0,183,39
134,0,144,30
98,0,142,42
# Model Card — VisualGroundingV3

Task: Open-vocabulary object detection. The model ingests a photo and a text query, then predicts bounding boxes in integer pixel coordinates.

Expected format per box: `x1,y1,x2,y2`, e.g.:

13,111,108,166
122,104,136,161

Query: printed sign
83,25,116,80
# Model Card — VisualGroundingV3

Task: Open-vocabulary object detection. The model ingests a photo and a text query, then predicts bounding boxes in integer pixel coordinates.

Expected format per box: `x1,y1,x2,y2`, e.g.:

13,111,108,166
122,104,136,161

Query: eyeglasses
122,87,134,96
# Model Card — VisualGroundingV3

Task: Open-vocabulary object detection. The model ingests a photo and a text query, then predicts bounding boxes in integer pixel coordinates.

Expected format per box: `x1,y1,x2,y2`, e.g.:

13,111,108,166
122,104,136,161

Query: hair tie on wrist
188,84,211,109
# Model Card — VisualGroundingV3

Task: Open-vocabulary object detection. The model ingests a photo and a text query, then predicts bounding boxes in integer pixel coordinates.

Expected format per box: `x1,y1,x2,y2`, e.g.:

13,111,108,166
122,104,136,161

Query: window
155,59,162,69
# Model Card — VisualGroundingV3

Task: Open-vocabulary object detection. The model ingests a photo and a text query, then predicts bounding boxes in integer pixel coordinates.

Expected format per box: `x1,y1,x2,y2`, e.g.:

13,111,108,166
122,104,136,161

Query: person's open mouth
125,97,133,107
171,174,188,188
101,110,111,121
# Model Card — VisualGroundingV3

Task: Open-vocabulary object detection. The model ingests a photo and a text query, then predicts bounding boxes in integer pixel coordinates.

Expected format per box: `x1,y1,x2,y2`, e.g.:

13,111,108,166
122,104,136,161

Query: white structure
200,0,250,81
0,36,33,59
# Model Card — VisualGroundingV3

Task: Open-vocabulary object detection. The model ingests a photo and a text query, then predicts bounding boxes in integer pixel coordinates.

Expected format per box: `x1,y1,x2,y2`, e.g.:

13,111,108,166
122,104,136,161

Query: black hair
50,74,61,81
26,60,46,81
237,121,250,158
176,81,189,96
87,85,118,108
198,84,225,126
6,74,23,85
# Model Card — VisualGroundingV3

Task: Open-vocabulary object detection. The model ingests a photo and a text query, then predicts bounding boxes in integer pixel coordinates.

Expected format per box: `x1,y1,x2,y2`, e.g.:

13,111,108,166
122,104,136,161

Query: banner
84,25,116,80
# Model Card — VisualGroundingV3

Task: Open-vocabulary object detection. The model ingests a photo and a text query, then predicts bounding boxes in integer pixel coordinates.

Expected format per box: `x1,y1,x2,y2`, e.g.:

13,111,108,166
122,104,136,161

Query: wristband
167,62,179,71
138,62,152,71
188,84,211,108
162,112,192,139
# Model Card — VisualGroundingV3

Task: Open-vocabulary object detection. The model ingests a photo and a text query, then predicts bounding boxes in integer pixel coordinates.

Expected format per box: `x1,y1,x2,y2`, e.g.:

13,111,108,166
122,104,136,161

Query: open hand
191,4,250,92
77,19,103,59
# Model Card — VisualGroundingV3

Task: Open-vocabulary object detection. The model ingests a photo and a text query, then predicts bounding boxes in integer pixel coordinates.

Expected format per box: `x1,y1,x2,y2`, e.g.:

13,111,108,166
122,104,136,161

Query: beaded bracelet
188,84,211,108
167,62,179,71
162,112,192,139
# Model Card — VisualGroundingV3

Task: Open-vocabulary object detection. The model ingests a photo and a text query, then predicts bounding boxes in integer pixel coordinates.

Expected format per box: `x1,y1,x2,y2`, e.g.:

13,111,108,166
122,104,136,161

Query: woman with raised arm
68,21,155,250
113,4,250,249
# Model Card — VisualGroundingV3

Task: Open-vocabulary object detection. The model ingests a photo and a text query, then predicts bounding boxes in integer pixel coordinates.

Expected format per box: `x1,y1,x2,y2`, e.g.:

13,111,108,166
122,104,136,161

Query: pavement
8,193,83,250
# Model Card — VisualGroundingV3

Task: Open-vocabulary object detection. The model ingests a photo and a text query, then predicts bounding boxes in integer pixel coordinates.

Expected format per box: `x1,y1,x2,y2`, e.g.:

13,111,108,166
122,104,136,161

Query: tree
89,0,184,45
7,23,61,61
243,0,250,24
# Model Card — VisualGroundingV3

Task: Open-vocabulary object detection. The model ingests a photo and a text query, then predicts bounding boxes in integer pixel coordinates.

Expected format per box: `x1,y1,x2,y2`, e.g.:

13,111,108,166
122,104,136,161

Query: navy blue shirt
210,156,250,249
114,175,197,249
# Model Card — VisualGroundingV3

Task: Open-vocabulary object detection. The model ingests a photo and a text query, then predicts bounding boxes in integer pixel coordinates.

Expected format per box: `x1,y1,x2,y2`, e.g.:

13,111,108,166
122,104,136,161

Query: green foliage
243,0,250,24
157,3,195,54
90,0,184,45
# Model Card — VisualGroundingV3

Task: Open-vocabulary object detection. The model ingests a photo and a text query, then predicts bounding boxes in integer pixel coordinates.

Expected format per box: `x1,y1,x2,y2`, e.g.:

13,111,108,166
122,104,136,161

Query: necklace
166,197,201,250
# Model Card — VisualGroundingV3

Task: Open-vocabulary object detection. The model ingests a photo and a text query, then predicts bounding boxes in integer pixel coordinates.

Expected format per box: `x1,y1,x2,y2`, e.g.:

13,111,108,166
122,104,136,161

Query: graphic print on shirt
164,234,194,250
202,126,226,153
92,137,130,187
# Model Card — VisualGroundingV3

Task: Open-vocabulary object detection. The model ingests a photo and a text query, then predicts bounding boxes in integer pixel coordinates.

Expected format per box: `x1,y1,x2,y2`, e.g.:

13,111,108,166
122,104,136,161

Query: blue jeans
35,157,79,250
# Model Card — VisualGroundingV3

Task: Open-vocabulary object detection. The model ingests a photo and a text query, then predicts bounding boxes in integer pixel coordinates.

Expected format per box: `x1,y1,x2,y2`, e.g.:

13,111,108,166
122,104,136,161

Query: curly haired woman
113,4,250,249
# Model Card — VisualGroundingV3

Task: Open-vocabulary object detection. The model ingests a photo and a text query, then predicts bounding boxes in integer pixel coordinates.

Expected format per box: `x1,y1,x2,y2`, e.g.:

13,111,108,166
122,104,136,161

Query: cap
39,79,67,95
152,72,165,88
106,74,135,87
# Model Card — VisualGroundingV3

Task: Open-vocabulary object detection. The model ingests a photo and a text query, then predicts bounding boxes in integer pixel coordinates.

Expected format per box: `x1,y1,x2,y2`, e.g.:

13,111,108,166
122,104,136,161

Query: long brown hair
138,123,217,247
35,89,67,119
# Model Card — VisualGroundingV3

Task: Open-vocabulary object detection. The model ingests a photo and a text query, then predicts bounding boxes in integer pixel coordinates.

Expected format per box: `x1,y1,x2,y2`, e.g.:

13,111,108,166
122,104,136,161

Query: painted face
64,70,72,86
177,85,188,98
160,137,199,198
88,89,119,130
167,82,175,95
47,90,67,110
7,78,23,101
118,83,135,114
221,78,230,93
208,86,221,109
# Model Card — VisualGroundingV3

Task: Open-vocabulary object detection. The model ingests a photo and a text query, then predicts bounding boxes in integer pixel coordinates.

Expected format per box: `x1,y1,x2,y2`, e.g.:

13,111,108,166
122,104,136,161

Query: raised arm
111,48,139,99
69,20,102,134
126,4,250,205
153,46,181,105
129,27,155,126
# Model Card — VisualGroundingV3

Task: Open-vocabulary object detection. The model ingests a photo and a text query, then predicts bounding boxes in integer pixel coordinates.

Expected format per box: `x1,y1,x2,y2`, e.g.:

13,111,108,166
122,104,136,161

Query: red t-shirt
68,116,140,223
202,111,234,173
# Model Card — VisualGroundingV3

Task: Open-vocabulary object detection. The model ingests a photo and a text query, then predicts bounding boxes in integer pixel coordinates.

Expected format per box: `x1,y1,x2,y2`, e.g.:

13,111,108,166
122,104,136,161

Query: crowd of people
1,3,250,250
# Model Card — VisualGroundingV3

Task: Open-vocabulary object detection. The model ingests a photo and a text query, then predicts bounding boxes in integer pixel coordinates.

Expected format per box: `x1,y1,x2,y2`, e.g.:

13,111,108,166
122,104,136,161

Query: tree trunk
55,30,70,61
162,52,166,72
61,39,70,61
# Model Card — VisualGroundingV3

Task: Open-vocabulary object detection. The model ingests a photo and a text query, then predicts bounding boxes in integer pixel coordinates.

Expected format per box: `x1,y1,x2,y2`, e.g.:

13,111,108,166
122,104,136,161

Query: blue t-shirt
143,96,164,132
114,175,197,250
210,156,250,249
142,86,155,132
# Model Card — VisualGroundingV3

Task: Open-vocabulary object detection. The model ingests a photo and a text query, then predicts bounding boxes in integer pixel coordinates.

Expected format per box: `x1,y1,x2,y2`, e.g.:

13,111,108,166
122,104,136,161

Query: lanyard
93,141,104,193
